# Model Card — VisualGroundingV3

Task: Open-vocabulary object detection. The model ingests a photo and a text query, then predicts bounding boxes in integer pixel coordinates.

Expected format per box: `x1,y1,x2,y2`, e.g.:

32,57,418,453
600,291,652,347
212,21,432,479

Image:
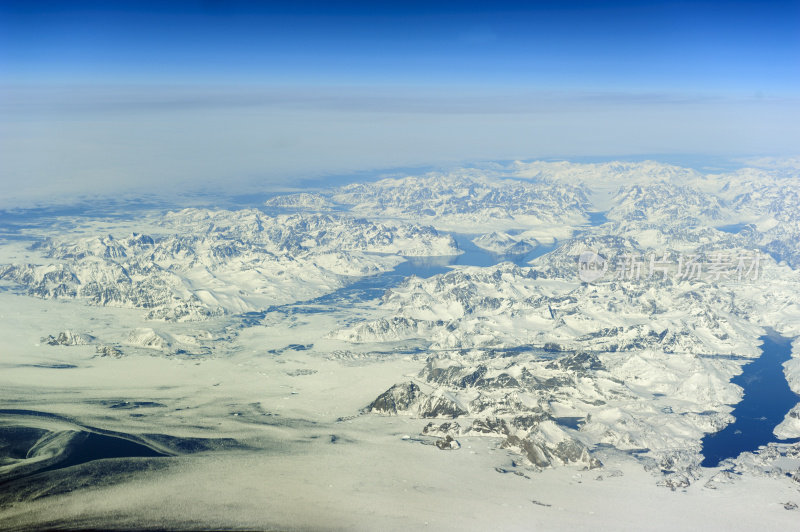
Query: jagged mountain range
3,159,800,481
0,209,458,320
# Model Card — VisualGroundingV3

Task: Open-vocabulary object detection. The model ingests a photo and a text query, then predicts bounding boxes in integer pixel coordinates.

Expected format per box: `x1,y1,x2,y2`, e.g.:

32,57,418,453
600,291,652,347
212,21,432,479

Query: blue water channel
299,209,608,308
716,222,757,235
253,234,557,316
701,331,800,467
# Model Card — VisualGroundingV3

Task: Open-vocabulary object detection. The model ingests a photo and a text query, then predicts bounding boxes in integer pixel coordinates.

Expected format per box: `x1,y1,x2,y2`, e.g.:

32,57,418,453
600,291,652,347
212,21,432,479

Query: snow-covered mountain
510,160,705,188
264,192,335,211
333,234,794,354
0,209,459,320
605,183,730,226
332,219,800,474
472,232,536,255
331,174,590,225
728,181,800,268
264,172,592,232
3,158,800,530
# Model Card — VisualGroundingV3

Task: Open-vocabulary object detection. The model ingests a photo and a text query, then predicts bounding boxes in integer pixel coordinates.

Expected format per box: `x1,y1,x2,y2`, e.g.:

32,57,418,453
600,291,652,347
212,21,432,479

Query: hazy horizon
1,1,798,204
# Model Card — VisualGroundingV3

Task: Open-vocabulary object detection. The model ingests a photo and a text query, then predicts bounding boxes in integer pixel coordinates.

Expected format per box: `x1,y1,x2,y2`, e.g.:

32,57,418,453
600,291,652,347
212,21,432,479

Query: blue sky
2,0,798,91
1,1,798,204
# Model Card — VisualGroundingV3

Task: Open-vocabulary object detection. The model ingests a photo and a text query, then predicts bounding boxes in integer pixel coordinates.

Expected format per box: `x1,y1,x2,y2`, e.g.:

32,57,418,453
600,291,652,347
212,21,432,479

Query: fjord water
701,332,800,467
288,233,557,308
